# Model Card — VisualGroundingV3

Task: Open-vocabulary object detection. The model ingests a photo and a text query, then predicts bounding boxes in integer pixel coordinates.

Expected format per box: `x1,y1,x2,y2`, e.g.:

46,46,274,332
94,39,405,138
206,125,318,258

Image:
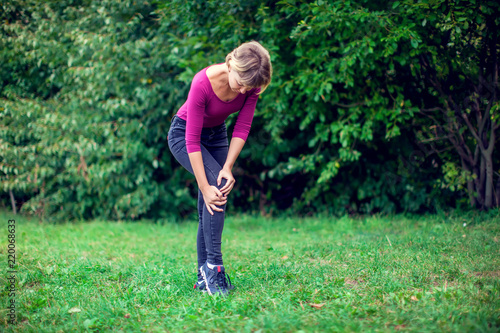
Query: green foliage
1,0,497,221
386,0,500,209
1,0,191,220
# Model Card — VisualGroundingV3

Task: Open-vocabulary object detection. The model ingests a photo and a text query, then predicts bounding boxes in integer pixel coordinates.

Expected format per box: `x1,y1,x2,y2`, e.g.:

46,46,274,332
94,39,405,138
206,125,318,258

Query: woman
167,41,272,296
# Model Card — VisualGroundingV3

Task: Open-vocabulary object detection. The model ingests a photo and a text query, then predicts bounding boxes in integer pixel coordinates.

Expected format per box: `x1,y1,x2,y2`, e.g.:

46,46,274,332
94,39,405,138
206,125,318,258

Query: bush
1,0,497,221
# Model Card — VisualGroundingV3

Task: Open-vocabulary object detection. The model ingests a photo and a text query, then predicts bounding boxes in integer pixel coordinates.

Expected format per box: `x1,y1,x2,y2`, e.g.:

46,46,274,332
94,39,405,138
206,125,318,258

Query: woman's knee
205,167,227,190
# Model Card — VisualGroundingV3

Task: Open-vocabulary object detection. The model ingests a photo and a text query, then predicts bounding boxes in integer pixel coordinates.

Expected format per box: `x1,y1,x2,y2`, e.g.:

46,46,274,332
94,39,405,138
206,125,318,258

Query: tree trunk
473,150,485,207
461,158,476,208
495,176,500,207
9,189,17,215
483,151,494,208
483,123,496,208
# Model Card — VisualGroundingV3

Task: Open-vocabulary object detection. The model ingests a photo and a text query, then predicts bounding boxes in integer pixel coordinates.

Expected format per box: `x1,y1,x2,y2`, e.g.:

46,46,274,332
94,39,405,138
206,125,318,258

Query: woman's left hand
217,168,235,196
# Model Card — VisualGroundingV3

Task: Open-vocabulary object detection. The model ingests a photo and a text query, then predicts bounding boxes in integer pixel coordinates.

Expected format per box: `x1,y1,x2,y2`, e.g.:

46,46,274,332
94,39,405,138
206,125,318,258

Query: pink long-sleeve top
175,64,261,153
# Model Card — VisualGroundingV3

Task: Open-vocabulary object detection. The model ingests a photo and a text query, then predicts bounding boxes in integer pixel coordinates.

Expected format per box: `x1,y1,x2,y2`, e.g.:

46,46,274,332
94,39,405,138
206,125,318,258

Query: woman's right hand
201,185,227,215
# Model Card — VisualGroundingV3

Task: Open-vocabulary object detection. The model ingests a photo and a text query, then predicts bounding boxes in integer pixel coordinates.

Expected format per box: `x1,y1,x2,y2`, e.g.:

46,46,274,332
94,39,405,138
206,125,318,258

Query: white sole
200,265,213,296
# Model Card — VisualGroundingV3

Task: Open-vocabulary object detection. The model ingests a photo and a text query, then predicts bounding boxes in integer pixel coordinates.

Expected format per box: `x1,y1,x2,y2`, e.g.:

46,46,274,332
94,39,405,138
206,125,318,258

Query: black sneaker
199,263,233,296
194,280,207,293
218,270,234,292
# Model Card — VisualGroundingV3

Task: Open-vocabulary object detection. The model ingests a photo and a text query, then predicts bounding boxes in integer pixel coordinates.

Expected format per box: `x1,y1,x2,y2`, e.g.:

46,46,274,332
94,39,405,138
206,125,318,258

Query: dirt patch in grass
472,271,500,278
345,278,364,288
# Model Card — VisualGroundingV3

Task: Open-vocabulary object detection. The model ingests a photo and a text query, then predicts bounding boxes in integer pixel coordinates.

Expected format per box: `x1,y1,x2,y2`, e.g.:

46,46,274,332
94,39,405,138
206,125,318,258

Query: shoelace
217,271,232,289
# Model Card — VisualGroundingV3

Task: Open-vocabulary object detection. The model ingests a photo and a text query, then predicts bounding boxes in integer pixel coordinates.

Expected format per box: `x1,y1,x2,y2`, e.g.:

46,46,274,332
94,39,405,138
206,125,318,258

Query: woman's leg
196,128,228,278
200,127,229,266
168,119,229,268
196,190,207,281
195,145,227,266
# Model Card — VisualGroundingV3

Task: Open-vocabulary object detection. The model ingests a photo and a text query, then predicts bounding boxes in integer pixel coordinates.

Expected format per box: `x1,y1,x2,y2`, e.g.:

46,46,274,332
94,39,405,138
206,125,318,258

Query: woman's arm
183,72,228,215
223,137,246,171
218,137,245,195
217,88,261,195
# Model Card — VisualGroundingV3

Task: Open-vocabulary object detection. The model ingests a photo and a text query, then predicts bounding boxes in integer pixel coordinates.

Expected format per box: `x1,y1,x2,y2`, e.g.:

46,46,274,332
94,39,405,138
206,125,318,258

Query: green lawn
1,209,499,332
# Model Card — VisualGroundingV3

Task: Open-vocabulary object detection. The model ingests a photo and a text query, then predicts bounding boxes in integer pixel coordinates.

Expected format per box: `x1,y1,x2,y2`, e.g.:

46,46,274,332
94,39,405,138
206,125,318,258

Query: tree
255,0,499,211
2,0,497,222
392,0,500,209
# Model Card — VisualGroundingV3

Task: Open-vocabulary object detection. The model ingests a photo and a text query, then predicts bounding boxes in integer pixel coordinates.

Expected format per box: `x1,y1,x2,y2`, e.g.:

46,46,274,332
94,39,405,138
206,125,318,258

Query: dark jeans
167,115,228,280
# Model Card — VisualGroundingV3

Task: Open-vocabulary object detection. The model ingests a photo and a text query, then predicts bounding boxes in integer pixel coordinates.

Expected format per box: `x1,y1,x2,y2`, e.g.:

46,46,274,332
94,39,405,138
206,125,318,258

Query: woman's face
228,67,250,94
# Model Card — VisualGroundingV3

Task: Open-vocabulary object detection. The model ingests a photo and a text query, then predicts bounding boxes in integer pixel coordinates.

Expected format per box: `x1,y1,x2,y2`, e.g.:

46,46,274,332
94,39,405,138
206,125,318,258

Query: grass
0,209,499,332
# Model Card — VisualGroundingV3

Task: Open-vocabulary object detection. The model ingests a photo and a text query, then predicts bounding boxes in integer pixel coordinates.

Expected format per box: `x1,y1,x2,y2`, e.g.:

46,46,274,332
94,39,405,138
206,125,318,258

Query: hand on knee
217,168,235,197
201,184,227,215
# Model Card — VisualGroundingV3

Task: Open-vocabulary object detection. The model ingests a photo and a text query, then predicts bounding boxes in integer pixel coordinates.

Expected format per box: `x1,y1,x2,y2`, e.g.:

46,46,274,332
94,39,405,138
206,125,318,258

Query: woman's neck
207,64,229,89
207,63,241,102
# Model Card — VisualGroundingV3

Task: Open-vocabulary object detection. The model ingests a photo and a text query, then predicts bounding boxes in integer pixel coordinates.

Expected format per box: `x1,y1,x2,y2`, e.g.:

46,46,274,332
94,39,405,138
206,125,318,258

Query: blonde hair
225,41,272,94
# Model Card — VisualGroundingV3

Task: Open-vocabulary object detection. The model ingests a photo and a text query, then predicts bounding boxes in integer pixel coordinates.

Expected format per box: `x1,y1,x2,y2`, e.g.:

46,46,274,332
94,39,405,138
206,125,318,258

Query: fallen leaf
282,255,288,260
345,278,359,287
68,307,81,314
462,234,466,238
411,296,418,301
309,303,325,309
124,314,130,318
